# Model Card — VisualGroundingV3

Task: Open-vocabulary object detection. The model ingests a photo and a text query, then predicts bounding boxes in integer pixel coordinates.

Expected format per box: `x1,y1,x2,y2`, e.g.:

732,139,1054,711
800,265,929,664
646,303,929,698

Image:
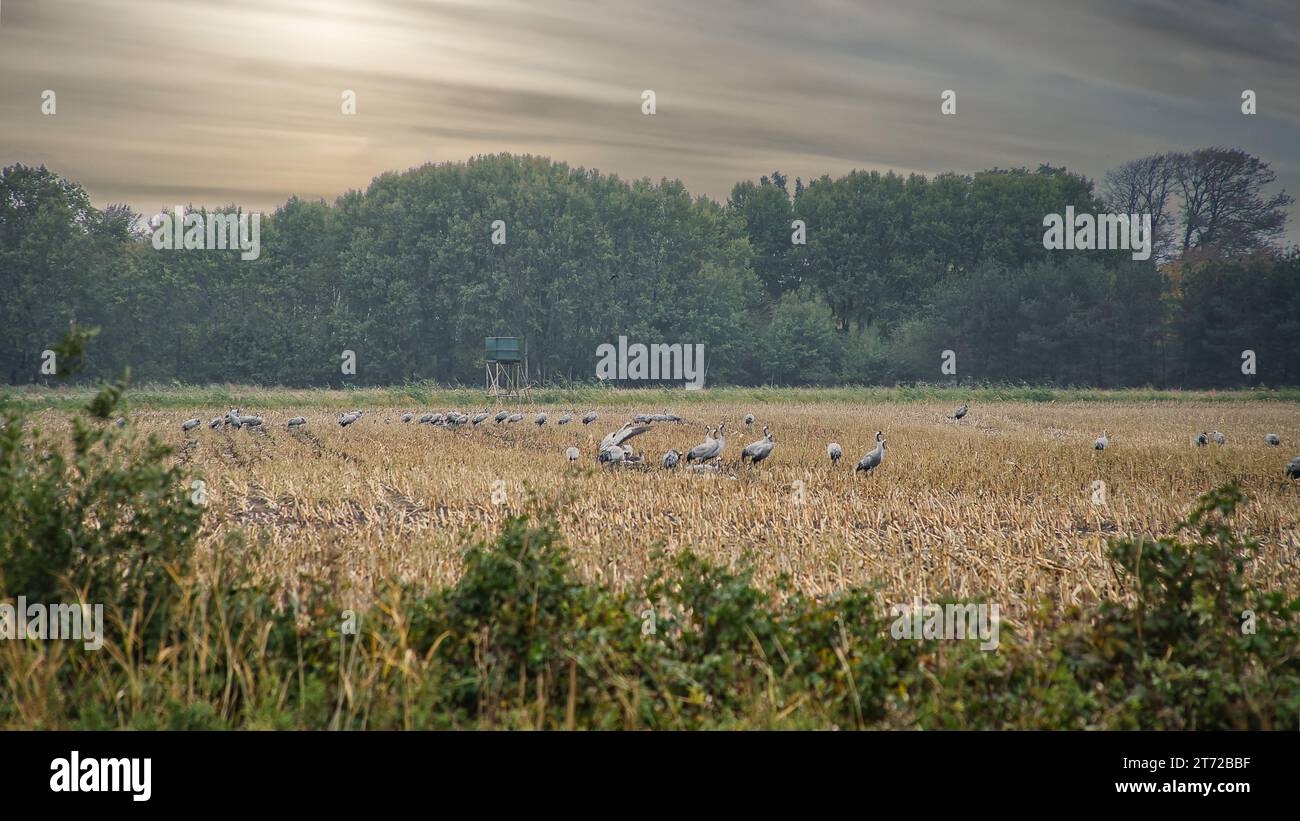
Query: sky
1,0,1297,241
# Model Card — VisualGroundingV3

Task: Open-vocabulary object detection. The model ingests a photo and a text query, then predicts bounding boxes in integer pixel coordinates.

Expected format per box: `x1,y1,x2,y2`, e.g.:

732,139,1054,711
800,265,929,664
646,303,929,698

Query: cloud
1,0,1295,240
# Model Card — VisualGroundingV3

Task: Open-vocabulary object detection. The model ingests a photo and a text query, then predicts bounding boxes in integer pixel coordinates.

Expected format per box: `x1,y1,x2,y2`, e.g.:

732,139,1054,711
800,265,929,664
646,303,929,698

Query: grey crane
535,412,548,426
1265,433,1280,446
339,411,362,427
582,411,598,425
954,403,968,421
600,422,652,453
494,410,510,423
401,412,413,423
650,410,683,423
1194,432,1208,447
1212,430,1226,445
241,415,264,429
634,413,652,423
685,427,715,463
686,423,726,464
598,445,627,465
506,412,524,423
116,417,128,428
1094,430,1109,450
744,413,754,427
1287,456,1300,479
557,413,573,425
855,432,886,474
663,449,680,469
287,416,306,429
418,413,434,424
565,446,580,462
827,442,842,464
472,412,489,425
181,418,202,433
741,426,775,465
209,416,222,430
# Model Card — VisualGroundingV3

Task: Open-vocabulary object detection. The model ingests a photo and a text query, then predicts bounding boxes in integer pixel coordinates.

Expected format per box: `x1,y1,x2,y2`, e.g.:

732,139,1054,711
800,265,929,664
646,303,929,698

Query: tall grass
5,381,1300,412
4,489,1298,730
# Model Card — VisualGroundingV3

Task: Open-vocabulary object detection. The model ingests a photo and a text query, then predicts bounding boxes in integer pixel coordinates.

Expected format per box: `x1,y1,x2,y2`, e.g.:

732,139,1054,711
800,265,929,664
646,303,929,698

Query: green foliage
758,291,845,384
890,255,1173,385
49,325,99,379
1177,252,1300,386
0,337,202,651
1055,482,1300,729
2,157,1296,389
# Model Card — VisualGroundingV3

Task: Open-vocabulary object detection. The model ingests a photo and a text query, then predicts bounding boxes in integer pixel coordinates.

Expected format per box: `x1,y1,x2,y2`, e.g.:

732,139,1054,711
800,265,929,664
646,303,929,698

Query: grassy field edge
6,382,1300,411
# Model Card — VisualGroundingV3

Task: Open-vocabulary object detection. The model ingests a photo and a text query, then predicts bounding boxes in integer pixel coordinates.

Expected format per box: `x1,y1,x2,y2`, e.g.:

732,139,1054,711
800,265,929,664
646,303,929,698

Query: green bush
1058,481,1300,729
0,339,201,653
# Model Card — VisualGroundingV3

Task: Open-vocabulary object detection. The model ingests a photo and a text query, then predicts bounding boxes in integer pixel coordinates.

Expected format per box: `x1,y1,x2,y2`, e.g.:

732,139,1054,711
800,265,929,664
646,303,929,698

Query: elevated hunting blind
484,336,527,398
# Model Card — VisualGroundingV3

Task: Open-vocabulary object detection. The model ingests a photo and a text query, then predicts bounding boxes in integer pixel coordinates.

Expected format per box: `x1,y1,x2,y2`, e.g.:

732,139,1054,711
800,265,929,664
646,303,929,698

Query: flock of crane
177,403,1300,480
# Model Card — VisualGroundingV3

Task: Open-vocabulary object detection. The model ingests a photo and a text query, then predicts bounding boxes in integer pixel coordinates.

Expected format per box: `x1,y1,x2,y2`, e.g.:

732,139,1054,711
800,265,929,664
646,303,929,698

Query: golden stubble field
42,401,1300,621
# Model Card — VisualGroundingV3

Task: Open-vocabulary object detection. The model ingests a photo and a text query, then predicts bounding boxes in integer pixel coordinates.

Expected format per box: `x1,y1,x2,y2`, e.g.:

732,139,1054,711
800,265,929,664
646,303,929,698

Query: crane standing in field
741,426,775,465
1094,430,1109,451
855,432,886,475
827,443,841,464
686,423,726,464
953,403,968,422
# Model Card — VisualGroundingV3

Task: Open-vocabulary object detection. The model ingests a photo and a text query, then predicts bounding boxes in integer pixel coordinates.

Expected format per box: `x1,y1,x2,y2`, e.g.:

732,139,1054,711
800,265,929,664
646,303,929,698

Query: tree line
1,149,1296,388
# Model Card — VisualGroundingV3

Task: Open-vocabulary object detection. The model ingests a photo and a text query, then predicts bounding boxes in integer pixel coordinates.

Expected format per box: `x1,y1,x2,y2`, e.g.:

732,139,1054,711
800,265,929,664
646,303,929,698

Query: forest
2,148,1296,388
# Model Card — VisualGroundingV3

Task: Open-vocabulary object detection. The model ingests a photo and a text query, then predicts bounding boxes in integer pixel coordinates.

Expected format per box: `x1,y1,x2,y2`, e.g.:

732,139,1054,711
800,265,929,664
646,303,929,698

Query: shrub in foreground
1,372,1296,729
